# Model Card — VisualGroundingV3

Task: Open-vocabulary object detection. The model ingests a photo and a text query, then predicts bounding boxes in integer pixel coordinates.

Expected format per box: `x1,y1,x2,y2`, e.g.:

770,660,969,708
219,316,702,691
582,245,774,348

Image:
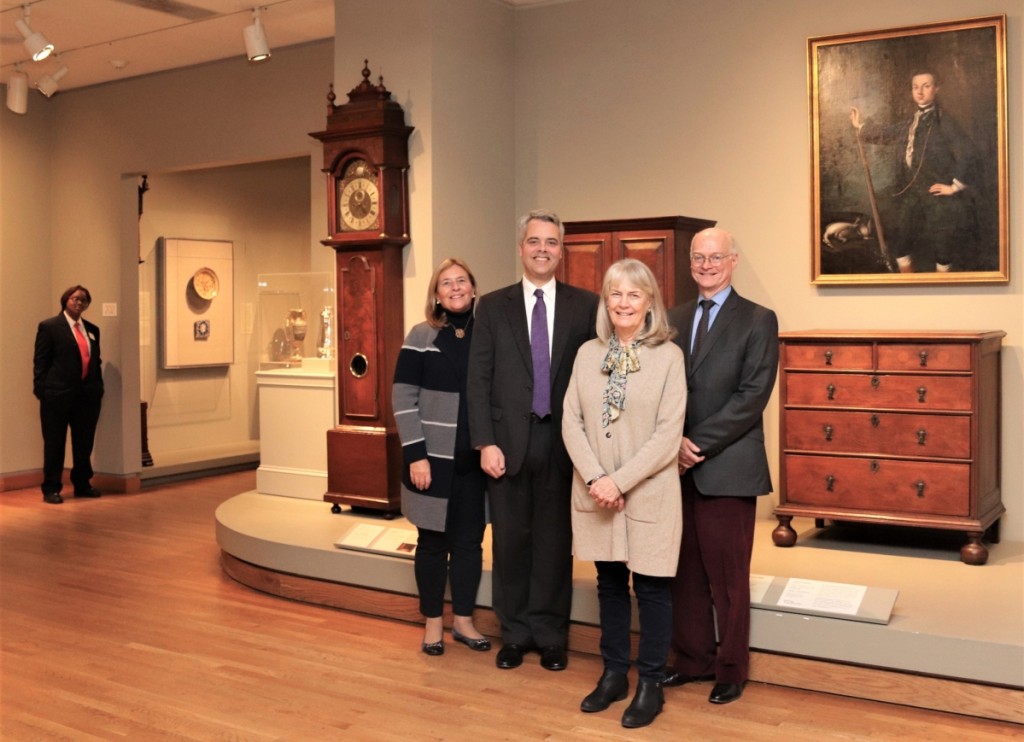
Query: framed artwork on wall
160,238,234,368
808,15,1008,286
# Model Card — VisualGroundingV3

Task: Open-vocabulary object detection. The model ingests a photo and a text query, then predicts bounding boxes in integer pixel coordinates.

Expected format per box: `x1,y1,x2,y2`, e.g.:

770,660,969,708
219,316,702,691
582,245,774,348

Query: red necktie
73,323,90,379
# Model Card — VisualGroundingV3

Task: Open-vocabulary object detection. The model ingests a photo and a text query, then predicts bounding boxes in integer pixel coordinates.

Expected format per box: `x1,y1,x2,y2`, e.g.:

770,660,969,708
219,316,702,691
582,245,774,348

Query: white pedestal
256,359,337,500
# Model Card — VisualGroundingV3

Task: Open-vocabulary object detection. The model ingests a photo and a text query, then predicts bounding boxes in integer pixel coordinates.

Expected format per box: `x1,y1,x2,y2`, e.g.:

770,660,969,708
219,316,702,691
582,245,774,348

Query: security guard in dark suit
34,285,104,504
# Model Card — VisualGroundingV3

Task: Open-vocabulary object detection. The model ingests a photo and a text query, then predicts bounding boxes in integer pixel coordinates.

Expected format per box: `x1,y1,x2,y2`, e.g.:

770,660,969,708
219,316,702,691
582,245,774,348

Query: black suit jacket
668,289,778,497
33,314,104,401
468,280,599,477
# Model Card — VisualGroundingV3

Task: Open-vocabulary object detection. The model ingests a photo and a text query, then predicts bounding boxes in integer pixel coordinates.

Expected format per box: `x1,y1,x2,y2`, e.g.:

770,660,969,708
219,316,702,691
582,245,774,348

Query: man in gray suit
664,227,778,705
468,210,599,671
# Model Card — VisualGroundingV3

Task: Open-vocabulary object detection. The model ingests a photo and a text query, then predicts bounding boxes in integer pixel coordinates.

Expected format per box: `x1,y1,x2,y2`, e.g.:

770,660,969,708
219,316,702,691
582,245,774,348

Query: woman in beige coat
562,259,686,729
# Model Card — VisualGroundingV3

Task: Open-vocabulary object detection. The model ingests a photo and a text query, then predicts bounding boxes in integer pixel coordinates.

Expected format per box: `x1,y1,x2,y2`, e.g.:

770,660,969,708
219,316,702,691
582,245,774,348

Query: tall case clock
311,61,413,516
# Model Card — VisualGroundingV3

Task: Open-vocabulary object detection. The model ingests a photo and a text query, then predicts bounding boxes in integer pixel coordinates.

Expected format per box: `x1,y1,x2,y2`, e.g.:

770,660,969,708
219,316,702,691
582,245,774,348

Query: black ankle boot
621,678,664,728
580,669,629,713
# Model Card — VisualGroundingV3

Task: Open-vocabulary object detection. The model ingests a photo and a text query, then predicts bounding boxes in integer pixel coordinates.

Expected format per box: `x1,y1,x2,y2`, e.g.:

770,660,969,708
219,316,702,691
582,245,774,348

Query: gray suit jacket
468,280,599,477
668,289,778,497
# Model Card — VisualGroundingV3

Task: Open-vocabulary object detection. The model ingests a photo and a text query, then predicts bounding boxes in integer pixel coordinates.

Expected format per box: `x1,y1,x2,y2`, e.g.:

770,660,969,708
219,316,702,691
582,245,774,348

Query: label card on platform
750,573,897,624
335,524,417,559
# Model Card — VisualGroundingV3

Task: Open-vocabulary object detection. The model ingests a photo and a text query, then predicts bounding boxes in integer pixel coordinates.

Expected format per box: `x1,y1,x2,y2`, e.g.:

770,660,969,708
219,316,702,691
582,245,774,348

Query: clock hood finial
348,59,392,102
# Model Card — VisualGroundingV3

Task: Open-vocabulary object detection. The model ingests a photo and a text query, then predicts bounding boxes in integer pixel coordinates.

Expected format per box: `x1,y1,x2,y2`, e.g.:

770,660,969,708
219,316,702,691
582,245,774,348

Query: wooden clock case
310,62,413,516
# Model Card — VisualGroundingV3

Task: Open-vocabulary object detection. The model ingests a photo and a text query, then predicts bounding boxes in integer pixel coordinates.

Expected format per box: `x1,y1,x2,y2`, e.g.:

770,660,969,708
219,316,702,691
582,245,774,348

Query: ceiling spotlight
243,7,271,62
36,66,68,98
6,66,29,114
15,5,54,62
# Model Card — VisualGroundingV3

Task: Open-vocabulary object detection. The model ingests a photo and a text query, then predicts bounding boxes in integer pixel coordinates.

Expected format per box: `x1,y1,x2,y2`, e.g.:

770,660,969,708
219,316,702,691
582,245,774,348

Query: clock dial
337,159,381,233
340,176,380,231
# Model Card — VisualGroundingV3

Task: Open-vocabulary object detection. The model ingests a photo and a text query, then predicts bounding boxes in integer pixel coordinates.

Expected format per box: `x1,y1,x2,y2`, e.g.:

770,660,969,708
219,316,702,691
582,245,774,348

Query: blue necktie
531,288,551,417
691,299,715,360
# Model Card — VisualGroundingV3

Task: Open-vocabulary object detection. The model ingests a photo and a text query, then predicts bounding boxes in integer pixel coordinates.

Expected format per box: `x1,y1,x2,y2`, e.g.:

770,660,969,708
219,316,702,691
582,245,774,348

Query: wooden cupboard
559,215,715,306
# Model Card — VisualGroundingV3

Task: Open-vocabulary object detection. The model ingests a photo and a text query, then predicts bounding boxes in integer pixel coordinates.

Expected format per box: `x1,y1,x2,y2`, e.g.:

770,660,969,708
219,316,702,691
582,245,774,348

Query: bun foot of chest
772,516,797,547
960,532,989,566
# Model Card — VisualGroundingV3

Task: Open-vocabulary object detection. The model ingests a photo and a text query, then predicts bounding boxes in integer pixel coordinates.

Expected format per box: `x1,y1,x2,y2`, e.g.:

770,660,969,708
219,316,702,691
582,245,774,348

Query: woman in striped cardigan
392,258,491,656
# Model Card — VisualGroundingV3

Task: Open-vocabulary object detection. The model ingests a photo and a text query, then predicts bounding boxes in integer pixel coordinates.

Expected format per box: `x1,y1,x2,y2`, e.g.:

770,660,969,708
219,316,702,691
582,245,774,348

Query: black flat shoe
421,640,444,656
708,682,744,704
42,492,63,504
539,645,567,671
580,669,628,713
621,679,664,729
496,643,527,669
451,628,491,651
74,487,102,498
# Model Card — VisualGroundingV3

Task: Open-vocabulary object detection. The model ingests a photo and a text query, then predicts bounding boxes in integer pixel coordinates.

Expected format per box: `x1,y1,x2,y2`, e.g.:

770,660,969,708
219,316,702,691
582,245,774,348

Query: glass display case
256,272,335,369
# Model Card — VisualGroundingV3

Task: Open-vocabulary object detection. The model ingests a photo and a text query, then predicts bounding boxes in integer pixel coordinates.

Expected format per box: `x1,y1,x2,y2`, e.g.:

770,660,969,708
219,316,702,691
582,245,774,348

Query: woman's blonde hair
595,259,675,346
424,257,477,328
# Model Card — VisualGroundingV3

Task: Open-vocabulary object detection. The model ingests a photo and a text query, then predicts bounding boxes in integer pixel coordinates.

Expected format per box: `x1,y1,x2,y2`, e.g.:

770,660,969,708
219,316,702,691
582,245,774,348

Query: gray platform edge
215,492,1023,688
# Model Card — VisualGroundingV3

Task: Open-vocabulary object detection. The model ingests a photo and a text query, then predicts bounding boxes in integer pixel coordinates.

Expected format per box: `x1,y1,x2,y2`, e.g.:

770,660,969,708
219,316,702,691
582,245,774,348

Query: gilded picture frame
809,15,1008,285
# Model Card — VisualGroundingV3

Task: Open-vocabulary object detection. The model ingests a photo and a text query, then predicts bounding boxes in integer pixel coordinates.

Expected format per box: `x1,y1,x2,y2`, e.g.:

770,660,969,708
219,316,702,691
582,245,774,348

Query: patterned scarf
601,335,641,428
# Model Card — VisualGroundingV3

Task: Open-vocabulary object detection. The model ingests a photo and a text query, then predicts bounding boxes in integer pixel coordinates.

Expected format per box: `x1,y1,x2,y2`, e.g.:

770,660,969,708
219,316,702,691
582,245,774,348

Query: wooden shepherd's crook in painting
853,127,897,272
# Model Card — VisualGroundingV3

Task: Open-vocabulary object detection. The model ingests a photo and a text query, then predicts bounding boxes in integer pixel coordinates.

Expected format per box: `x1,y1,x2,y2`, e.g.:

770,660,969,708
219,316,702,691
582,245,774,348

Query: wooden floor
1,471,1019,741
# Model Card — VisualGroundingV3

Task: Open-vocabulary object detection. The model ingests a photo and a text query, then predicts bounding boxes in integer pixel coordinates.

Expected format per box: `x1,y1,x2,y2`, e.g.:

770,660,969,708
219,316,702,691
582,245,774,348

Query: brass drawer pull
870,460,880,473
919,350,929,367
823,424,833,442
825,474,835,492
871,375,880,389
917,428,927,446
826,383,835,400
870,414,880,427
824,349,833,366
917,386,927,403
916,480,926,497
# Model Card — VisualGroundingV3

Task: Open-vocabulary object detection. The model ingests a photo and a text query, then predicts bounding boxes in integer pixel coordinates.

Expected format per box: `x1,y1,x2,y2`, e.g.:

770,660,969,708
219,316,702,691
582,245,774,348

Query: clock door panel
338,254,379,419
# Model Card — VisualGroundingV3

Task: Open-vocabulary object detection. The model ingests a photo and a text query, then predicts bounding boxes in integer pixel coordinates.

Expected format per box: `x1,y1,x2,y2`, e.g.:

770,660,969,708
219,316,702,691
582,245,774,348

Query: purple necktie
531,288,551,417
691,299,715,360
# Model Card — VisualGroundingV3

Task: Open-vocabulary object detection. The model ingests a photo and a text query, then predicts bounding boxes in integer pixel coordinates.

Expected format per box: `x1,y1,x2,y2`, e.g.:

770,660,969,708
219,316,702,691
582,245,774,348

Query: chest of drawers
771,331,1005,565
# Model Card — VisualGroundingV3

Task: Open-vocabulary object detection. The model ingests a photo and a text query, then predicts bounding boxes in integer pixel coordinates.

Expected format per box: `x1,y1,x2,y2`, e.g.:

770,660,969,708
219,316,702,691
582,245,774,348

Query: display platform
215,491,1023,722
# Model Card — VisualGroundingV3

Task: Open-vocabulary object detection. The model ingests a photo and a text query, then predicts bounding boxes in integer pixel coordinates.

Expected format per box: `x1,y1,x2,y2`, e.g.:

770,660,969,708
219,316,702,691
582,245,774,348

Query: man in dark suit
34,285,105,504
664,228,778,704
468,209,599,671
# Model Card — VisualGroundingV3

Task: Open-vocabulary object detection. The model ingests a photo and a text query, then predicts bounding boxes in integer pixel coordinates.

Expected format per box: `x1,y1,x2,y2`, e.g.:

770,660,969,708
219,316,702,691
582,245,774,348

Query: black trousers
596,561,671,681
414,467,487,618
40,388,101,494
486,420,573,648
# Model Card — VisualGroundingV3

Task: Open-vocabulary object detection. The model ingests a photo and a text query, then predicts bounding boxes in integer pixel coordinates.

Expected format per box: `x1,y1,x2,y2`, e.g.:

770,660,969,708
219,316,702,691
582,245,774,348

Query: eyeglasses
68,296,90,305
690,253,732,266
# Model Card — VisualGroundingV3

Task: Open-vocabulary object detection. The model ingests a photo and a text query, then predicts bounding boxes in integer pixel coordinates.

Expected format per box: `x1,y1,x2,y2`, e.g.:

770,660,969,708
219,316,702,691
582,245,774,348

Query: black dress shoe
621,678,664,729
421,639,444,656
660,668,716,687
580,669,628,712
708,682,744,704
539,645,567,671
451,628,491,652
42,492,64,504
74,487,102,498
496,643,527,669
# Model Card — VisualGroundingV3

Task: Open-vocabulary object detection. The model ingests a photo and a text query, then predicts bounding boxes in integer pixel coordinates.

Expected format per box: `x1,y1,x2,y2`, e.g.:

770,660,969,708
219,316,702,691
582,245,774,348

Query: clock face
338,160,380,232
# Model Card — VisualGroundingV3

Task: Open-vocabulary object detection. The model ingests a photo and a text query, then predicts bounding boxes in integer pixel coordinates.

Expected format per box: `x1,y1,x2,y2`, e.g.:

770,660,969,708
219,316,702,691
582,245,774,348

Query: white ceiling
1,0,554,95
1,0,335,94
